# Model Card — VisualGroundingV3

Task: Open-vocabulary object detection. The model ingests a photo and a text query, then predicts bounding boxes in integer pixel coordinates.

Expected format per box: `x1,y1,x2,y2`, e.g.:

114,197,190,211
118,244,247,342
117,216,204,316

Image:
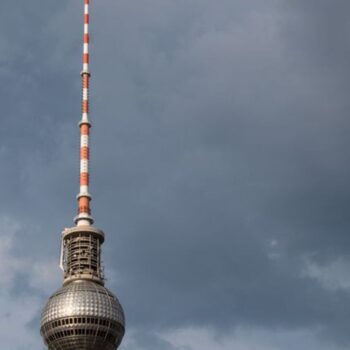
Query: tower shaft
41,1,125,348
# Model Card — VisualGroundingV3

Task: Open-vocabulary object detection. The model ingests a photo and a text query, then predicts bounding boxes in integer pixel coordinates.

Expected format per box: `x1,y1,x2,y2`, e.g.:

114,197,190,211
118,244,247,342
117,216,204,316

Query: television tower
40,1,125,349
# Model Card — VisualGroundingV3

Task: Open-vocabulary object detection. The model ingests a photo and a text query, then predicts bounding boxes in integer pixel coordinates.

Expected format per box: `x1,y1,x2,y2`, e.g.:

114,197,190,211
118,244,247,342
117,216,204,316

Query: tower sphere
40,280,125,350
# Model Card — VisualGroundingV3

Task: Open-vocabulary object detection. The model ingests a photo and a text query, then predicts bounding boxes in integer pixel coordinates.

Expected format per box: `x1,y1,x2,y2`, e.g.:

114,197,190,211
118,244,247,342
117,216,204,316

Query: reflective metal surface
41,280,125,350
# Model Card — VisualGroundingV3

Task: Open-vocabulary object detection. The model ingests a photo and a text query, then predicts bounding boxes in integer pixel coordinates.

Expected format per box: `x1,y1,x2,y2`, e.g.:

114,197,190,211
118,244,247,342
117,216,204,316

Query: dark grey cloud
0,0,349,349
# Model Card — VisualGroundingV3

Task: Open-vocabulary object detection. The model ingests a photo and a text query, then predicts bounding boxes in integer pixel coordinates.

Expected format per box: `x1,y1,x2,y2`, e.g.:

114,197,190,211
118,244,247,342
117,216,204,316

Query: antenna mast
76,0,93,226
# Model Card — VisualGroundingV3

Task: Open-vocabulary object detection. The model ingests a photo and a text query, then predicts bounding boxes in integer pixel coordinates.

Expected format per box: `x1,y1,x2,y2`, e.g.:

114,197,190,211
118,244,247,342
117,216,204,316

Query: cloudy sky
0,0,349,349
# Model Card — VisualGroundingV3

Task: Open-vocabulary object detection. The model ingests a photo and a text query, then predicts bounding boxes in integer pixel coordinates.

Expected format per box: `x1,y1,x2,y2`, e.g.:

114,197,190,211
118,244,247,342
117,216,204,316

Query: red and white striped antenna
75,0,93,226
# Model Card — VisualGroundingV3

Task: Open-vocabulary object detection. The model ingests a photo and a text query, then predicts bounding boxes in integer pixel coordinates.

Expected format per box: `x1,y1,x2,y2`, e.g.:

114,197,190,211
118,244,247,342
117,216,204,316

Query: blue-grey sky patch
0,1,349,349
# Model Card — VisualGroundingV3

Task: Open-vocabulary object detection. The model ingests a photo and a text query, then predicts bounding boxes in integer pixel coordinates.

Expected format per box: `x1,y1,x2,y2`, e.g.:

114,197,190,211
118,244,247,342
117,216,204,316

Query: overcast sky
0,1,349,349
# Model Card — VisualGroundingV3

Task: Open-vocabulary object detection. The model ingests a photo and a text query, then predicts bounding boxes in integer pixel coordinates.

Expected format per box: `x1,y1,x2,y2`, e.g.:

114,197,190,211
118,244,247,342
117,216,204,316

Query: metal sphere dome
40,280,125,350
